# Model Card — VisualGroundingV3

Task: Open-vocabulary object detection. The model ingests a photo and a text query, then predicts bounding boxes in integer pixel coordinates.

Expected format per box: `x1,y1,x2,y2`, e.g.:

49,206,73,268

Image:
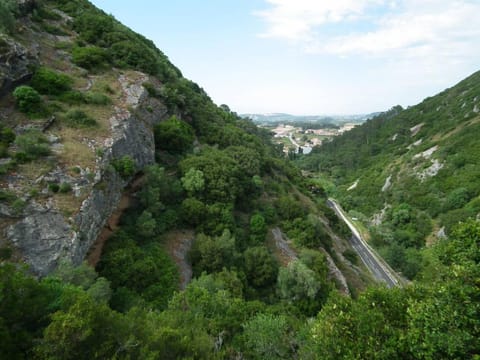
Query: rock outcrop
6,72,169,275
0,34,39,97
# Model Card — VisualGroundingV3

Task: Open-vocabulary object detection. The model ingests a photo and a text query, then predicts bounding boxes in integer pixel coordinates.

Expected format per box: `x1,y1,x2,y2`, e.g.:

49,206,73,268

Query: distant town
242,113,374,154
265,123,359,154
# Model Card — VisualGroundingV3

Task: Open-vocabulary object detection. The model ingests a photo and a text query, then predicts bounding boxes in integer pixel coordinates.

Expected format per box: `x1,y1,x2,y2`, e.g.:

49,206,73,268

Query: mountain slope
300,70,480,277
0,0,371,295
0,2,479,359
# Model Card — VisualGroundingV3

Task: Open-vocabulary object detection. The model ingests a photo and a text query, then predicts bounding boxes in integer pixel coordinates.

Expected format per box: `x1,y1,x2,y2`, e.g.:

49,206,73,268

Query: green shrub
0,247,12,260
73,12,115,45
343,249,359,265
1,126,15,145
72,46,108,70
112,155,136,179
58,91,110,106
31,6,62,21
63,109,97,128
12,86,43,114
14,130,50,160
142,82,159,97
59,182,72,193
31,67,73,95
84,92,110,105
40,23,68,35
0,189,16,203
154,116,194,153
48,183,60,193
0,0,17,34
58,90,85,104
0,125,15,158
0,144,8,158
11,198,26,215
108,40,158,74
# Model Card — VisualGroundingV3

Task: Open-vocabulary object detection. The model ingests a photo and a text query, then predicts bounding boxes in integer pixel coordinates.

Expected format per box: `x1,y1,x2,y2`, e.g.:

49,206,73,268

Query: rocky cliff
4,69,168,275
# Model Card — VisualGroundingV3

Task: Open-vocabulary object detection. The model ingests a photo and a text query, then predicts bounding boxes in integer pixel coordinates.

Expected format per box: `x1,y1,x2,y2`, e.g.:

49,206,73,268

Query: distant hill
241,112,379,125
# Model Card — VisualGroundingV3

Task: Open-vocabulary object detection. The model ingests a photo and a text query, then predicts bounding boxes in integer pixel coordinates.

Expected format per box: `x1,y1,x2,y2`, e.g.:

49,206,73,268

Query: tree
225,145,262,177
277,259,327,315
191,229,236,274
249,213,267,245
180,197,205,226
35,295,121,359
154,115,194,153
136,210,157,238
242,313,291,360
181,168,205,195
180,148,241,203
306,288,410,360
0,264,55,358
277,260,320,302
406,220,480,358
244,246,278,289
97,235,178,310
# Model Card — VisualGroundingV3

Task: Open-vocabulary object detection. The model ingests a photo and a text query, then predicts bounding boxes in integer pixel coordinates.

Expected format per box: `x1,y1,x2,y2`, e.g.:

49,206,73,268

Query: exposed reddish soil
87,175,145,267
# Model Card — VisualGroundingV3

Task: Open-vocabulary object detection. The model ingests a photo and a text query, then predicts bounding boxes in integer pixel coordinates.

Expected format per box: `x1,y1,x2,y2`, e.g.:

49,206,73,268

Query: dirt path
163,230,194,289
270,227,298,265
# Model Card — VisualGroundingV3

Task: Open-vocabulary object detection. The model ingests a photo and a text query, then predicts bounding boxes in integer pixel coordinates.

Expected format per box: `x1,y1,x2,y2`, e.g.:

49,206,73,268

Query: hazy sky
90,0,480,115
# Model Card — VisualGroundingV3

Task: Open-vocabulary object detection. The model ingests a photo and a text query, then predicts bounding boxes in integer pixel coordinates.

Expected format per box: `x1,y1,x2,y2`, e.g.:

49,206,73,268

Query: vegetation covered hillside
300,71,480,279
0,0,479,359
0,0,380,358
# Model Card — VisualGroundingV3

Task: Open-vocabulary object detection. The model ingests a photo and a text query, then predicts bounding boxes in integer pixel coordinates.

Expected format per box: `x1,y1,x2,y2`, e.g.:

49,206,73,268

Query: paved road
327,199,399,288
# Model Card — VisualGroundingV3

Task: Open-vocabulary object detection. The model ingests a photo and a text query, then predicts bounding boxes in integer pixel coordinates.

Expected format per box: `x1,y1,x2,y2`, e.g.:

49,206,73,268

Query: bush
0,126,15,158
63,109,97,128
0,189,16,203
343,249,359,265
72,46,108,70
154,116,195,153
112,156,136,179
40,23,68,36
0,0,17,34
0,247,12,260
0,126,15,145
12,86,43,114
11,198,26,215
108,40,158,74
59,91,110,106
84,92,110,105
48,183,60,193
14,130,50,160
58,91,85,104
31,67,73,95
59,182,72,193
142,82,160,97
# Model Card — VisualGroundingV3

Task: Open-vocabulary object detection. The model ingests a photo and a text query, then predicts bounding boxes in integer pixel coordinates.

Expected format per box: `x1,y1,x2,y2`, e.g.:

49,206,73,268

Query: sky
90,0,480,115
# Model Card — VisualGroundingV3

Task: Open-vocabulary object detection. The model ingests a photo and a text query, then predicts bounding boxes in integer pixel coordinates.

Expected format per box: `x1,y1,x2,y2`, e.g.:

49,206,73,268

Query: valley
0,1,479,359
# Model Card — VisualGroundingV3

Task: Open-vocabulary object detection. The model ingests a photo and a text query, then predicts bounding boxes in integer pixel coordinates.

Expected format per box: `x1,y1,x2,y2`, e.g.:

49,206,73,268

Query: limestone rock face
7,206,74,274
0,34,39,97
6,72,169,275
